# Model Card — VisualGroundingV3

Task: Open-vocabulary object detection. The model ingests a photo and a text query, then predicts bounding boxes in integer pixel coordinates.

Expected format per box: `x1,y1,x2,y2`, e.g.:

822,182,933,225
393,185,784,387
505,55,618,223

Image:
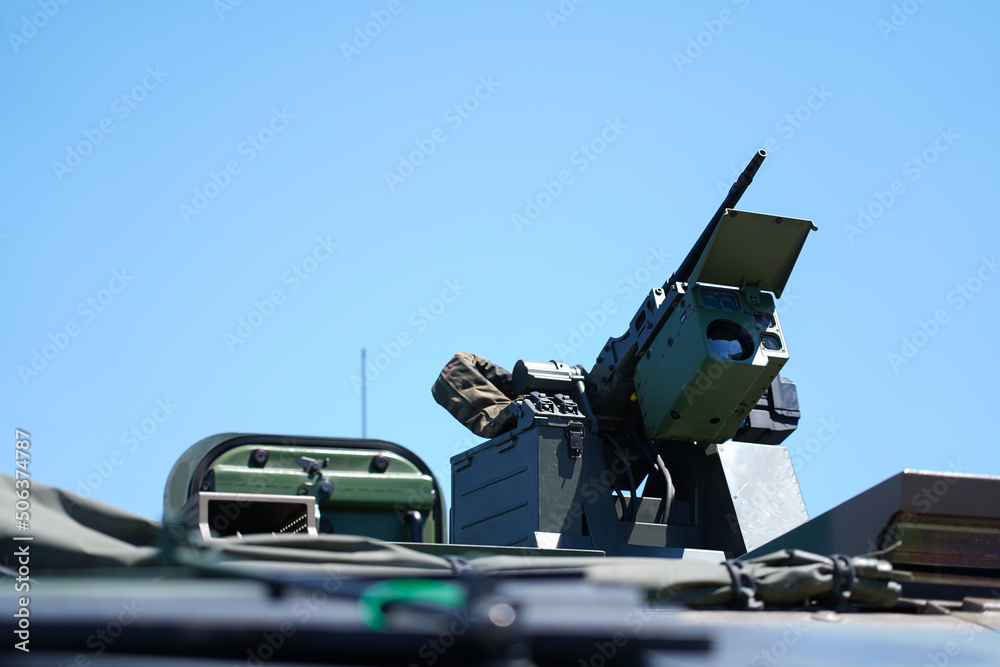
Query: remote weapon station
440,149,813,559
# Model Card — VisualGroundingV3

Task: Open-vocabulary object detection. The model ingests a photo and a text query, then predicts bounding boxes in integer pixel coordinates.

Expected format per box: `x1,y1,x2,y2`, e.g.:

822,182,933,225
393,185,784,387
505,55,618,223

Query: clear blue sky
4,1,999,523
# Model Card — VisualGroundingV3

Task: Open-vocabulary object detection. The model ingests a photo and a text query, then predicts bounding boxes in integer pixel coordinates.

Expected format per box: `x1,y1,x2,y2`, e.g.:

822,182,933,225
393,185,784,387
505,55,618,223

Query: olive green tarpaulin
2,472,162,570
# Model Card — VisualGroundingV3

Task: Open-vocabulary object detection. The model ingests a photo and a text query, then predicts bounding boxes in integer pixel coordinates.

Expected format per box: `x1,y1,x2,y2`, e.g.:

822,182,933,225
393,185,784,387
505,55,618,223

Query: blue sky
4,1,999,525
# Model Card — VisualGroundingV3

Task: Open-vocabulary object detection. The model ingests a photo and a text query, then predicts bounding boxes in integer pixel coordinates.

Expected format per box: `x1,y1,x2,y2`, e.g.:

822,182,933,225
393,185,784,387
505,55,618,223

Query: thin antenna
361,347,368,439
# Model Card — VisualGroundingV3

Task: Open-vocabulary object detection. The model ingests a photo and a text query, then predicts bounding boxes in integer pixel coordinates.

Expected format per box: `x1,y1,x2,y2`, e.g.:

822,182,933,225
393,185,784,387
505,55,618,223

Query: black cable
603,434,638,522
626,415,661,472
626,415,675,524
654,454,675,525
609,479,627,520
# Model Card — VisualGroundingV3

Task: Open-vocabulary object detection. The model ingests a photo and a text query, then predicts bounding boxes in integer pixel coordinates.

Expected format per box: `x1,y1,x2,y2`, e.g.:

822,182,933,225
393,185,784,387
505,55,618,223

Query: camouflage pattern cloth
431,351,519,438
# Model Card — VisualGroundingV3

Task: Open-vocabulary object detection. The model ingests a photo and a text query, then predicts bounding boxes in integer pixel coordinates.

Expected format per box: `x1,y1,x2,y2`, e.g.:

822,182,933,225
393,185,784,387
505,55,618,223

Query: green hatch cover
163,433,447,543
687,209,817,298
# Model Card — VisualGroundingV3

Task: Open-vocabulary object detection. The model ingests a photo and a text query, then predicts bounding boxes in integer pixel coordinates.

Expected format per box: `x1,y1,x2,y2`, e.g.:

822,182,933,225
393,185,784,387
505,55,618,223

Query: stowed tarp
1,472,162,570
431,351,519,438
0,473,902,608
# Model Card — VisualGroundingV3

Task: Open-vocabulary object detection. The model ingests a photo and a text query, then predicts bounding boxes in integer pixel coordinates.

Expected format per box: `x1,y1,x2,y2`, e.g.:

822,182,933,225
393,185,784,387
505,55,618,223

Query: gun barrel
666,149,766,287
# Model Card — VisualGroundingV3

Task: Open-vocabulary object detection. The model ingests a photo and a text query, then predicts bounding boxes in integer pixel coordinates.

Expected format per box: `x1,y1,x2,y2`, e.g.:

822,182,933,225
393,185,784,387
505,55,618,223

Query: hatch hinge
741,279,763,306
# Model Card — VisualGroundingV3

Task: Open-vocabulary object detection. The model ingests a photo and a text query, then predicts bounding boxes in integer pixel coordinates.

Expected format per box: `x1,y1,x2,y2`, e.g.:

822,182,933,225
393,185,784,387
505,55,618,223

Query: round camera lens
706,320,754,361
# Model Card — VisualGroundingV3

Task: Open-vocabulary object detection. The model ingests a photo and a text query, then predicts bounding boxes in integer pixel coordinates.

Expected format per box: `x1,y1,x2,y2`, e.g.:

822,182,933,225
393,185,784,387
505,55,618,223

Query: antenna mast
361,348,368,439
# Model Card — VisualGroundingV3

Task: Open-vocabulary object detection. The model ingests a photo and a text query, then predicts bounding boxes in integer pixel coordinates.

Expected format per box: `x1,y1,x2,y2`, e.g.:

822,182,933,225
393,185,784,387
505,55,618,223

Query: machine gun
441,150,818,558
587,149,803,442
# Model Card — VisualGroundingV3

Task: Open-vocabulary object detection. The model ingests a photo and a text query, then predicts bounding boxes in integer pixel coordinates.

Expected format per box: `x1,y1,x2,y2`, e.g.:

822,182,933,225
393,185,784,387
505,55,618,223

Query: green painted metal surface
688,209,817,299
165,433,443,544
634,284,787,442
210,445,436,542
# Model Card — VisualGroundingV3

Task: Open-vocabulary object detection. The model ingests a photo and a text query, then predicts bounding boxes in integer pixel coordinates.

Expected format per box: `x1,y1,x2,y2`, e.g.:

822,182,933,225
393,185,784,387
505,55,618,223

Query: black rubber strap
830,554,856,609
723,559,763,610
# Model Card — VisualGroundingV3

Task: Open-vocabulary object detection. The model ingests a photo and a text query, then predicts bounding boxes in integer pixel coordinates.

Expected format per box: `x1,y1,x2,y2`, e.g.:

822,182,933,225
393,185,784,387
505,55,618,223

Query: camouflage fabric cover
431,351,518,438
